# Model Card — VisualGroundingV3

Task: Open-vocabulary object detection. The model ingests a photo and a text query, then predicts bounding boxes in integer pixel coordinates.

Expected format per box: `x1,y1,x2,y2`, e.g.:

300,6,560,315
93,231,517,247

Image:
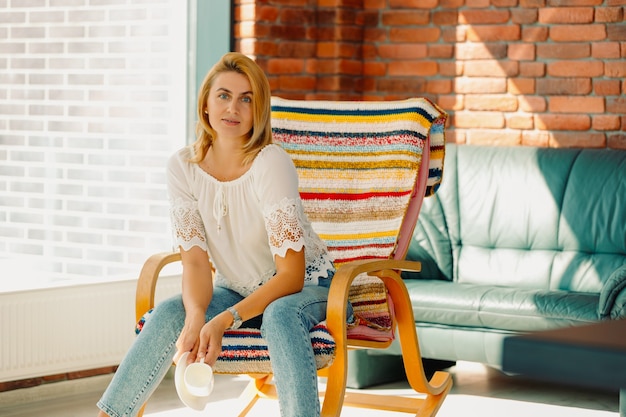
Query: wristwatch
226,306,242,330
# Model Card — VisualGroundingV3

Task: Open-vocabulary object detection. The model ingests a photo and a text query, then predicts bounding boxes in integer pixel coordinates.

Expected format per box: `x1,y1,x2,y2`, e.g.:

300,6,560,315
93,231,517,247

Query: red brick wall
233,0,625,149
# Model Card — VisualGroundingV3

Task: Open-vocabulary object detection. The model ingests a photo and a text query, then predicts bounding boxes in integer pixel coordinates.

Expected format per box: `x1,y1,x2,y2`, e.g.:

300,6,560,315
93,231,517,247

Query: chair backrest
271,97,447,266
271,97,447,338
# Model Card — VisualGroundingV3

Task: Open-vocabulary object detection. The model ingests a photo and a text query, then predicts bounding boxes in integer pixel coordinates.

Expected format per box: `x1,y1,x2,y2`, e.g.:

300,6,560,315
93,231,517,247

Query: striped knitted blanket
271,96,446,266
135,311,335,374
271,97,447,346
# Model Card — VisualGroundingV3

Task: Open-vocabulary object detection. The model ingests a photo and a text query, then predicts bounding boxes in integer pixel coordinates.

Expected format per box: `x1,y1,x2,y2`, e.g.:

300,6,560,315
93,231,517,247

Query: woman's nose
227,100,239,114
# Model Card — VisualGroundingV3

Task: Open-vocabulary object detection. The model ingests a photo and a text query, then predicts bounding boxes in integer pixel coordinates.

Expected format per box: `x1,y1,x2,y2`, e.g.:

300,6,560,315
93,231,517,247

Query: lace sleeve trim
264,197,334,285
170,197,208,252
264,197,307,257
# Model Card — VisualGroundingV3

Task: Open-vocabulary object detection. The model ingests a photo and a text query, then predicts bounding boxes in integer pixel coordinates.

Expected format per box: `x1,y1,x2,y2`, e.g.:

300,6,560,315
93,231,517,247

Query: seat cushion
215,322,335,374
136,310,335,374
134,275,395,374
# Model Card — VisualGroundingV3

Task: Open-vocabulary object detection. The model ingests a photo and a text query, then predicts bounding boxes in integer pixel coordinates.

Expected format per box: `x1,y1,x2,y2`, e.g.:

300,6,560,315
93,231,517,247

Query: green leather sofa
347,144,626,388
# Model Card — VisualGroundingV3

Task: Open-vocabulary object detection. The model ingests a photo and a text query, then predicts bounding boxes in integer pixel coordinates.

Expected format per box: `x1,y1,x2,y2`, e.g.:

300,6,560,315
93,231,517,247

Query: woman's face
205,71,254,143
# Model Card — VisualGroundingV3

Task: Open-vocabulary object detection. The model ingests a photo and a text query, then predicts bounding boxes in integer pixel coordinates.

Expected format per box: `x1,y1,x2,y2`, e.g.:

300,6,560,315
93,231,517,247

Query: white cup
183,362,214,397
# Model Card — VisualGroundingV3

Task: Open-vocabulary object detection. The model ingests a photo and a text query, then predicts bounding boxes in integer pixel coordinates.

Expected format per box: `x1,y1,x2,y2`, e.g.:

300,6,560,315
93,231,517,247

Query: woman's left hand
196,312,231,366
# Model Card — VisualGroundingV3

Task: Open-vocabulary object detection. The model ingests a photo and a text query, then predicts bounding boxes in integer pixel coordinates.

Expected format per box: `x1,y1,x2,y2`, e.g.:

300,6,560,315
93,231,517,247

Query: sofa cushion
406,145,626,297
559,149,626,257
406,280,600,332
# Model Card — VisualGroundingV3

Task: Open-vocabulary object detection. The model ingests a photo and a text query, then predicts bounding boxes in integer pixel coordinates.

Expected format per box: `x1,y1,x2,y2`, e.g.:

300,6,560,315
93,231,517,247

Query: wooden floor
0,361,619,417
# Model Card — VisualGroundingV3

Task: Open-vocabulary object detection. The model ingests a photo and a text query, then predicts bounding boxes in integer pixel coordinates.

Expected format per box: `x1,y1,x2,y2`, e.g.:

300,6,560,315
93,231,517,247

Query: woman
97,52,336,417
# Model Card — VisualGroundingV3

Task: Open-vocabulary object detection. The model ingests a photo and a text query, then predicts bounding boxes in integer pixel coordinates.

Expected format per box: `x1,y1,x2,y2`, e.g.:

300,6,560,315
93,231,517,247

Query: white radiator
0,275,181,383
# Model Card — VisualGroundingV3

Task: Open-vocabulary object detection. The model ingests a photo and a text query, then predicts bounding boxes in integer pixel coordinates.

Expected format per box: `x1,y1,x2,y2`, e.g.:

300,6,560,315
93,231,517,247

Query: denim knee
261,288,329,336
144,295,185,336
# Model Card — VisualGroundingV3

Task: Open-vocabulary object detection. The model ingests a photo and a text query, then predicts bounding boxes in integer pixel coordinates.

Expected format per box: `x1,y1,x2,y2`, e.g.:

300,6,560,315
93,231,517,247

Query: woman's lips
222,118,239,126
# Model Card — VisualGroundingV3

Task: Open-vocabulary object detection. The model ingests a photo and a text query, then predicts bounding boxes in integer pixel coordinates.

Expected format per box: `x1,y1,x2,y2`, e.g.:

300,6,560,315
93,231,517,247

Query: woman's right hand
176,245,214,365
174,309,206,365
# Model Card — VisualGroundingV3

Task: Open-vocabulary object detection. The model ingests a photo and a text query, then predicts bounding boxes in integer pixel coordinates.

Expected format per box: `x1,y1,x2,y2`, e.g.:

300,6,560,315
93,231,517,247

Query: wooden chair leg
385,270,453,417
320,348,348,417
236,375,274,417
136,403,147,417
415,372,453,417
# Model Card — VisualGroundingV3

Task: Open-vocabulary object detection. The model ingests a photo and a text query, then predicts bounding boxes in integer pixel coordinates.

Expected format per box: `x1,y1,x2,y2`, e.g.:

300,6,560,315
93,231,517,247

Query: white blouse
167,144,334,296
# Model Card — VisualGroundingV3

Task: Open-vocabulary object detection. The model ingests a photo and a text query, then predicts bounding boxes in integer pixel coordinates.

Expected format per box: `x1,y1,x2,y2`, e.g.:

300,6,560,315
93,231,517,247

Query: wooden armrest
135,251,182,322
325,258,449,396
325,258,422,340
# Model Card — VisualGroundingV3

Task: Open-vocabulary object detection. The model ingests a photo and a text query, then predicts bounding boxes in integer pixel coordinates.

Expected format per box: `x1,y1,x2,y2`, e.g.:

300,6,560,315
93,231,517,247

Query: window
0,0,230,291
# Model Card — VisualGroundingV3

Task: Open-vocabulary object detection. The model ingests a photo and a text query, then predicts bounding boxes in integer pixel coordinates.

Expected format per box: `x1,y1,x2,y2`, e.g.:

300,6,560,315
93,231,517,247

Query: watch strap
227,306,242,330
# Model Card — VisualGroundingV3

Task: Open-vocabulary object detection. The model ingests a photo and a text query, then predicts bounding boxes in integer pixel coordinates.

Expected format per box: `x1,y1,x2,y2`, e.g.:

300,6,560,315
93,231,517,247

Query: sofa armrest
599,264,626,319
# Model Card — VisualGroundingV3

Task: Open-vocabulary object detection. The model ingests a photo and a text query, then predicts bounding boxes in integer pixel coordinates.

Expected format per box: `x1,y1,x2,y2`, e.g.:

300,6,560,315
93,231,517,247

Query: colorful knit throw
271,97,447,345
271,96,447,266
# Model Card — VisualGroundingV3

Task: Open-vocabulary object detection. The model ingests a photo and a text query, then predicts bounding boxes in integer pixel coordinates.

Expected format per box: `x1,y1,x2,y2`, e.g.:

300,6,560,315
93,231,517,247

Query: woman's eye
241,96,252,103
218,93,229,100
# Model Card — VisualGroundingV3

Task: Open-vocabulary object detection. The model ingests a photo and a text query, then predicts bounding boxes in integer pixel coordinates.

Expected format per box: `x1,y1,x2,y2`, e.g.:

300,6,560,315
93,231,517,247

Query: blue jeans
97,282,337,417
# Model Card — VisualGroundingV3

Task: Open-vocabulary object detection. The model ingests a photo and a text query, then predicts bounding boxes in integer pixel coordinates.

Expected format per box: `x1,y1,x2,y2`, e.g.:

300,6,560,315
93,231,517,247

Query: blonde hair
190,52,272,165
